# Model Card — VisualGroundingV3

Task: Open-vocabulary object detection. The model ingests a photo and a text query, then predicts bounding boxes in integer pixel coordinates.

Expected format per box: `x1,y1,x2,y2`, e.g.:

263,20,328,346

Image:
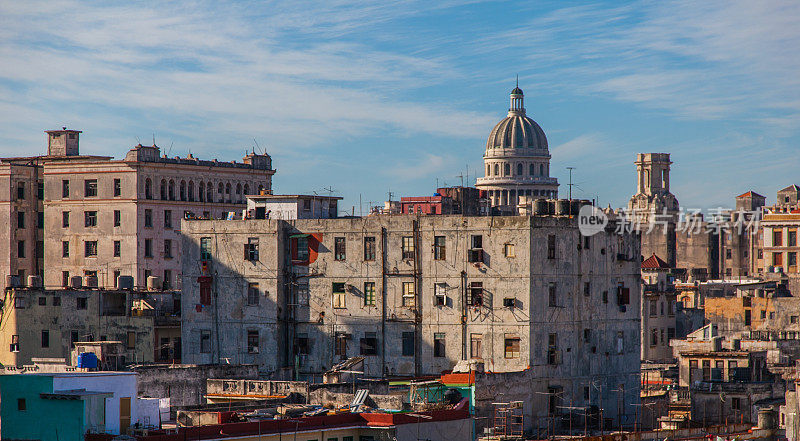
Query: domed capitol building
475,84,559,211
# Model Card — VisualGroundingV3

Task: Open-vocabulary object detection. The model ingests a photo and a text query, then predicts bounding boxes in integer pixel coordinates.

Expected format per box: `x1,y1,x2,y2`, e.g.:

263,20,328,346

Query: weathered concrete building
640,254,677,363
0,286,179,367
761,186,800,293
0,128,274,291
181,210,642,429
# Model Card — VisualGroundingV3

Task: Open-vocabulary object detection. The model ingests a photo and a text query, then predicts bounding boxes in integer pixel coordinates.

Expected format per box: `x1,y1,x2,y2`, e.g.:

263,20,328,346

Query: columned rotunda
476,85,559,211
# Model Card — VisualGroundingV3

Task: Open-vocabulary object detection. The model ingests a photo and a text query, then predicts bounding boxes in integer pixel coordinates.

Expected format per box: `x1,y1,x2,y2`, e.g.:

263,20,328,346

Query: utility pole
567,167,575,200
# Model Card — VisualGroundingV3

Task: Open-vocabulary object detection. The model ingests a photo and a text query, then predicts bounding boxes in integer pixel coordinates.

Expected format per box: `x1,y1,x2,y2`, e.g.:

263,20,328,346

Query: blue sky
1,0,798,212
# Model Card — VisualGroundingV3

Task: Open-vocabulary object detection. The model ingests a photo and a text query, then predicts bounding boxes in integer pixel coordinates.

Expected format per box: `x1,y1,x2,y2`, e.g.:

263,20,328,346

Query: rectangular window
360,332,378,356
36,182,43,199
547,333,558,365
433,333,446,358
160,239,171,258
85,241,97,257
649,300,657,317
39,296,46,306
10,335,20,352
53,296,61,306
17,398,26,411
37,211,43,229
583,328,591,343
247,283,259,306
364,282,376,306
471,235,483,249
773,252,783,266
84,211,97,227
144,209,152,228
297,282,309,306
333,237,346,261
790,230,797,247
62,271,70,287
547,234,556,259
62,211,70,227
15,241,25,259
200,237,212,260
471,334,483,359
200,330,211,353
504,243,515,258
164,210,172,229
17,212,25,229
113,241,121,257
41,330,49,348
333,282,346,308
296,236,309,261
548,282,557,307
16,182,24,200
583,235,590,250
401,236,415,260
335,333,348,359
77,297,87,310
127,331,136,349
726,248,732,259
247,330,259,353
144,239,153,258
199,278,211,305
402,282,415,307
363,236,376,261
650,328,658,346
244,237,259,261
62,241,69,257
434,282,446,306
113,178,121,197
789,252,797,267
297,333,309,355
469,282,483,306
583,281,590,297
84,179,97,197
402,331,415,356
434,236,446,260
773,229,783,246
504,335,520,359
62,180,70,198
163,270,172,290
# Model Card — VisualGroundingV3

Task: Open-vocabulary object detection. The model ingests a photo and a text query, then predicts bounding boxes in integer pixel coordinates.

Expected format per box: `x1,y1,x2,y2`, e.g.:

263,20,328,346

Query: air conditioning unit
84,276,98,288
117,276,134,290
70,276,83,288
503,298,515,308
146,276,162,291
5,275,20,288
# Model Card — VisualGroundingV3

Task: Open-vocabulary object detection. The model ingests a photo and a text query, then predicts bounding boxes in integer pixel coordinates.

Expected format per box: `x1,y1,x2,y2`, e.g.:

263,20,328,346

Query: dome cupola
485,86,548,151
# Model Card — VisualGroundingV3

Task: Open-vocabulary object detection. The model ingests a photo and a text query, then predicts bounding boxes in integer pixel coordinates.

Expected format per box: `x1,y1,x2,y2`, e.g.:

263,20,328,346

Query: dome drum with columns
476,85,559,209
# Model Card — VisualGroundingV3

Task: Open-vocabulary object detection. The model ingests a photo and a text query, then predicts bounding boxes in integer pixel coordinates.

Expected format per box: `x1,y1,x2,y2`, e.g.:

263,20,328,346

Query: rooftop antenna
166,141,173,157
322,186,336,198
516,74,519,88
387,190,394,202
465,164,469,187
135,136,141,144
567,167,575,200
152,133,156,146
455,172,464,188
253,138,261,155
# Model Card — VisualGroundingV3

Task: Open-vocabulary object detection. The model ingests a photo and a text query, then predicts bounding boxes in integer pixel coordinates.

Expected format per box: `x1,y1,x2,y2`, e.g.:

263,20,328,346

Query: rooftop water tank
77,352,98,369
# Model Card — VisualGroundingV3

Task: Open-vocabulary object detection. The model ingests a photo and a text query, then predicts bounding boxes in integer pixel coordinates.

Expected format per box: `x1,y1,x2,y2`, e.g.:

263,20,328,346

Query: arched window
539,164,544,176
504,163,510,176
168,180,175,200
517,163,523,176
206,182,213,202
494,164,499,176
486,165,491,176
218,183,224,202
236,183,242,203
145,178,152,200
179,180,186,201
243,184,250,195
529,164,534,175
160,179,167,200
188,181,195,202
199,182,205,202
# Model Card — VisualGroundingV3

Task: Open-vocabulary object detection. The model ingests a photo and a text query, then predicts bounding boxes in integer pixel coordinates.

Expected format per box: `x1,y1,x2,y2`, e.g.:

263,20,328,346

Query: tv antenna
566,167,576,200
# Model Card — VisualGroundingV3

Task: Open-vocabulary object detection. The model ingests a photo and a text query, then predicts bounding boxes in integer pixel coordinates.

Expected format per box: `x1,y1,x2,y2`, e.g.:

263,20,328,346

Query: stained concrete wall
180,213,642,432
0,288,156,367
131,364,258,408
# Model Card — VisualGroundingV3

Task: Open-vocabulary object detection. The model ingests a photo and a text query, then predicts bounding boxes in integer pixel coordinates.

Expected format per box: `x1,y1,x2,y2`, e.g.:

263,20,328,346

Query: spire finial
516,74,518,88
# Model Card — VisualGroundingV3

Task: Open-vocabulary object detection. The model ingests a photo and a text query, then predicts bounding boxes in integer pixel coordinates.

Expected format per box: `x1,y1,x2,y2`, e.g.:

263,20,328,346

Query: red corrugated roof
641,253,670,269
736,191,765,199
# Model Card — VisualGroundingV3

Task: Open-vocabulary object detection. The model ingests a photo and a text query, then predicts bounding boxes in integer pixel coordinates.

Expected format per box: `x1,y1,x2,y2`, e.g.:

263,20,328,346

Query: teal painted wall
0,375,86,441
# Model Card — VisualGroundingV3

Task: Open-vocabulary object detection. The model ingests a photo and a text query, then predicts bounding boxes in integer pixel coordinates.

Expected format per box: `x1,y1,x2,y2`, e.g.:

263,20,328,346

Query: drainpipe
381,227,388,376
413,219,422,377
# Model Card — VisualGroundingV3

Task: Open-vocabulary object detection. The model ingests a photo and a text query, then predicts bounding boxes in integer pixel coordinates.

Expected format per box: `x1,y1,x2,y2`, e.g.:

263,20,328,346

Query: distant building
246,194,341,220
640,253,677,363
476,85,558,212
0,287,179,367
0,371,158,437
0,128,274,291
399,187,485,216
